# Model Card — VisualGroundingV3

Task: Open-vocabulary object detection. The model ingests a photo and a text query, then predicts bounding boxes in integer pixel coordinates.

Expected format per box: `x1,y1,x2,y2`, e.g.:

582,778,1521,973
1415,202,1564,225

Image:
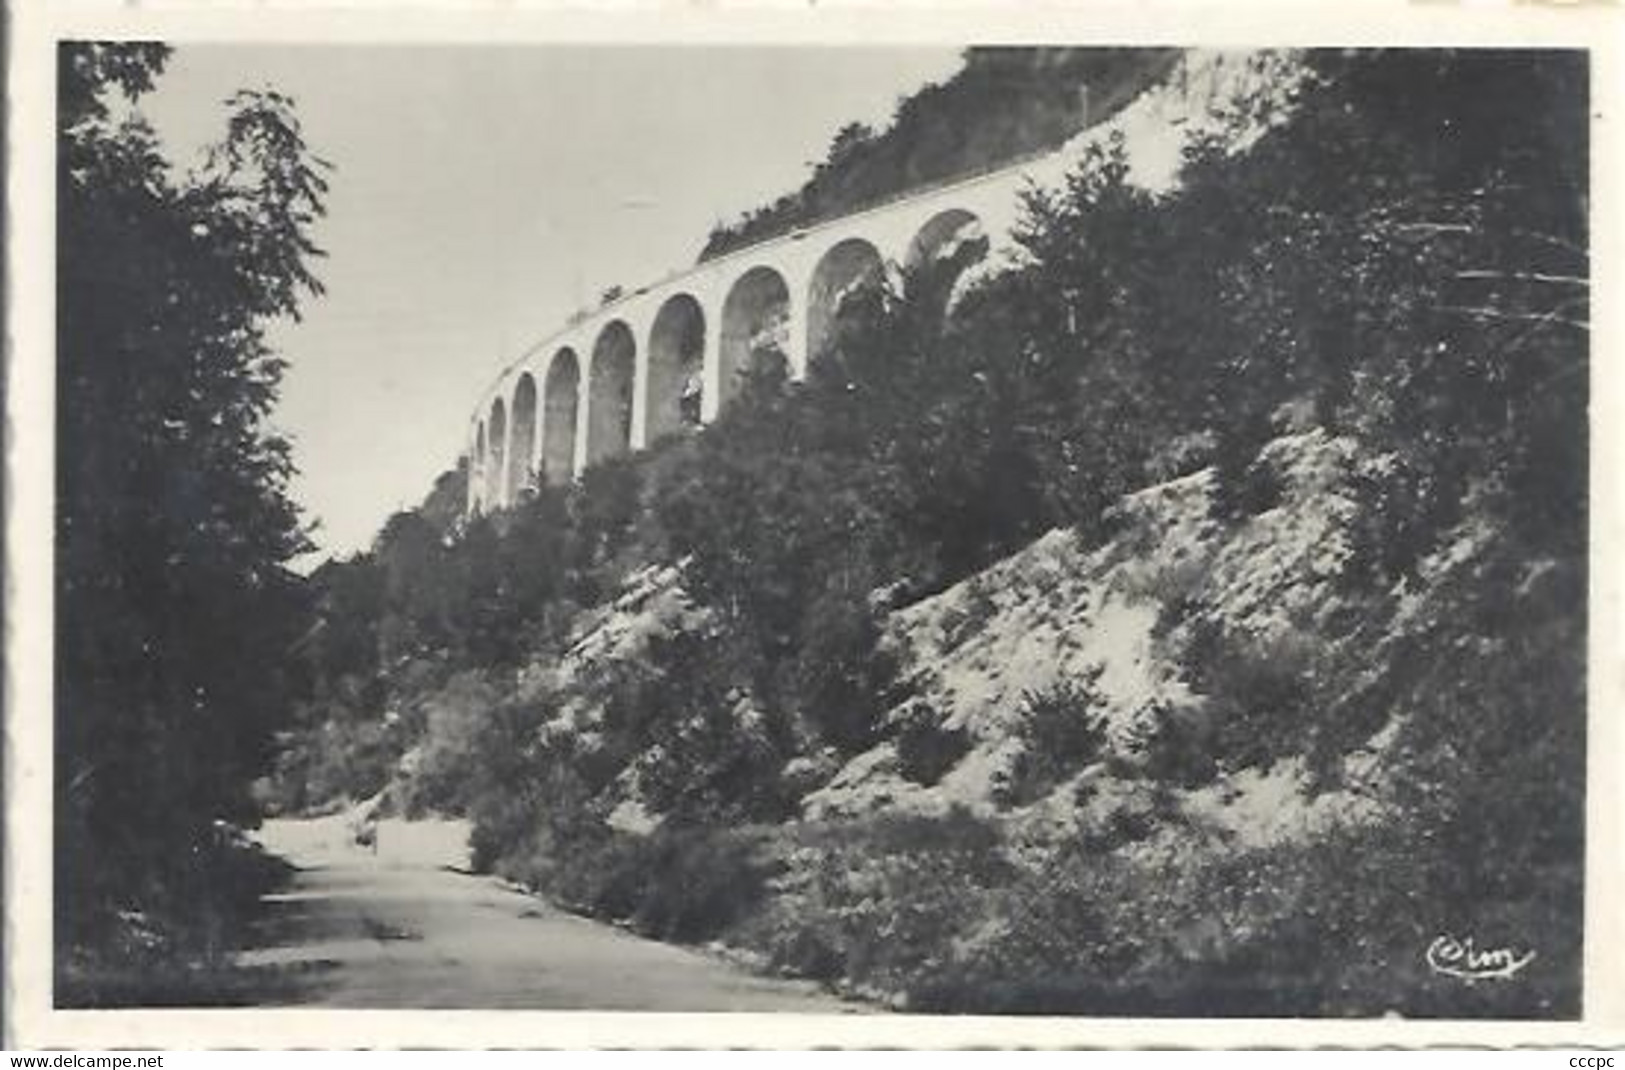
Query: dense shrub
1127,699,1218,789
273,713,400,811
782,573,901,756
744,809,1013,993
463,696,590,874
493,823,776,946
996,670,1110,806
608,826,776,943
894,816,1576,1017
604,628,799,825
56,830,298,1007
892,700,973,786
938,580,999,652
398,670,505,815
1177,619,1316,773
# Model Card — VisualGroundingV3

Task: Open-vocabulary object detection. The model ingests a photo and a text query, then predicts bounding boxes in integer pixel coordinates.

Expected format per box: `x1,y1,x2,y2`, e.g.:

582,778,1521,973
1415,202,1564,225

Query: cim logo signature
1425,933,1536,981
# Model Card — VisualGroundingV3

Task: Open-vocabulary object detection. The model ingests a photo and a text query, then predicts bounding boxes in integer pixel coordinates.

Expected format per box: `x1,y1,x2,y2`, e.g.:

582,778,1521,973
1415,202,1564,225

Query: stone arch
646,293,706,442
507,372,538,502
486,396,508,509
905,208,989,314
807,237,886,363
719,265,791,410
541,348,580,484
906,208,987,272
587,320,636,465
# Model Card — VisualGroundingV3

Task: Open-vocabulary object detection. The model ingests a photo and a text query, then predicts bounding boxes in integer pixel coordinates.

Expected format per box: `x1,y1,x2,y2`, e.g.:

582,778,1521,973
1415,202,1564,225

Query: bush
401,669,504,815
742,809,1013,994
892,700,973,786
1128,698,1218,789
610,825,776,943
464,696,588,874
609,629,798,826
490,821,775,946
939,580,999,652
56,827,296,1008
897,816,1577,1017
1178,618,1315,773
281,713,400,809
996,670,1109,806
788,579,899,756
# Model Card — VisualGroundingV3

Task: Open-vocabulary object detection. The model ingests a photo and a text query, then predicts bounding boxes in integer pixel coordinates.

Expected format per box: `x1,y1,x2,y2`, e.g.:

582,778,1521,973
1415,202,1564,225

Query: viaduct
464,163,1032,516
464,49,1274,516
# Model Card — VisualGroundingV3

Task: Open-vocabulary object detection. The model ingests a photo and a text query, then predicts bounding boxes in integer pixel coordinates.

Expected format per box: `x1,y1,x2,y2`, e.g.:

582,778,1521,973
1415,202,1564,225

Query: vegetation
997,673,1110,806
275,48,1586,1017
893,701,974,787
56,43,329,1002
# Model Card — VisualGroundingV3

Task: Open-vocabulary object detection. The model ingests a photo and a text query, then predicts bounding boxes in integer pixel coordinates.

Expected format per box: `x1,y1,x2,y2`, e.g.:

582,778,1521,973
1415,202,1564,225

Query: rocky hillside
455,426,1389,839
808,428,1383,835
372,405,1578,1015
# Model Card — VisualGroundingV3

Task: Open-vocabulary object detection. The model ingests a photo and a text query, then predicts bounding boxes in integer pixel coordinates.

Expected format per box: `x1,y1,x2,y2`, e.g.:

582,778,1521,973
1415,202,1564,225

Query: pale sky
141,45,965,567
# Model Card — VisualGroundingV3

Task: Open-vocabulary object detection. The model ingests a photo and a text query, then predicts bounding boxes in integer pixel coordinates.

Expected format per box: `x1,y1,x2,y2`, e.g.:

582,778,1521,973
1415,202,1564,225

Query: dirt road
238,814,862,1011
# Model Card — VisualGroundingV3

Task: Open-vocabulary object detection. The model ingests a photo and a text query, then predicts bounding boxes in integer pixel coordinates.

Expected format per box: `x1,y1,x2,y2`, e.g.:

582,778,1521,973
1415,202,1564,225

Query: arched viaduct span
464,159,1032,515
462,49,1268,515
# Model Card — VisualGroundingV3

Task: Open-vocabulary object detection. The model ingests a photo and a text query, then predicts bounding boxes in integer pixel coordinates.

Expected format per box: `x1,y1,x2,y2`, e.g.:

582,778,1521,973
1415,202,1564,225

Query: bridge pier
784,290,809,382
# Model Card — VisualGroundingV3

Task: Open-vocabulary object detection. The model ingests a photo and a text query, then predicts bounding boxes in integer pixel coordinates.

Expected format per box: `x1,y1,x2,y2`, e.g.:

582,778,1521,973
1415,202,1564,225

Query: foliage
271,710,399,813
463,693,598,875
55,831,296,1007
996,670,1109,805
399,669,507,815
1128,699,1218,790
607,629,798,825
950,133,1172,542
892,701,972,787
609,827,771,942
1176,619,1316,774
742,809,1012,991
56,42,328,972
938,579,998,652
904,816,1575,1017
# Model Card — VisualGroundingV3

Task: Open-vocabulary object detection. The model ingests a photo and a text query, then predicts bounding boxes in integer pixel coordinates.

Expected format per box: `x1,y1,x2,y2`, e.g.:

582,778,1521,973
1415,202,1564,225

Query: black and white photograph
7,3,1620,1048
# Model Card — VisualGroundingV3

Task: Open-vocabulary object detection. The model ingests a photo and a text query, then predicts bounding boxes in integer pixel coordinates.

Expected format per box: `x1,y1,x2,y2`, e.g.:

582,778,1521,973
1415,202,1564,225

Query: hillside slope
413,415,1577,1016
807,428,1384,839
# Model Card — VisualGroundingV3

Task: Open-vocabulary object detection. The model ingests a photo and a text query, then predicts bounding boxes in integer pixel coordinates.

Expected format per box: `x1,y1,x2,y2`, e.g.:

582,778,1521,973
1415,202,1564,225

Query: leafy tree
56,43,329,958
374,510,452,660
820,121,875,174
304,553,384,693
416,459,469,538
